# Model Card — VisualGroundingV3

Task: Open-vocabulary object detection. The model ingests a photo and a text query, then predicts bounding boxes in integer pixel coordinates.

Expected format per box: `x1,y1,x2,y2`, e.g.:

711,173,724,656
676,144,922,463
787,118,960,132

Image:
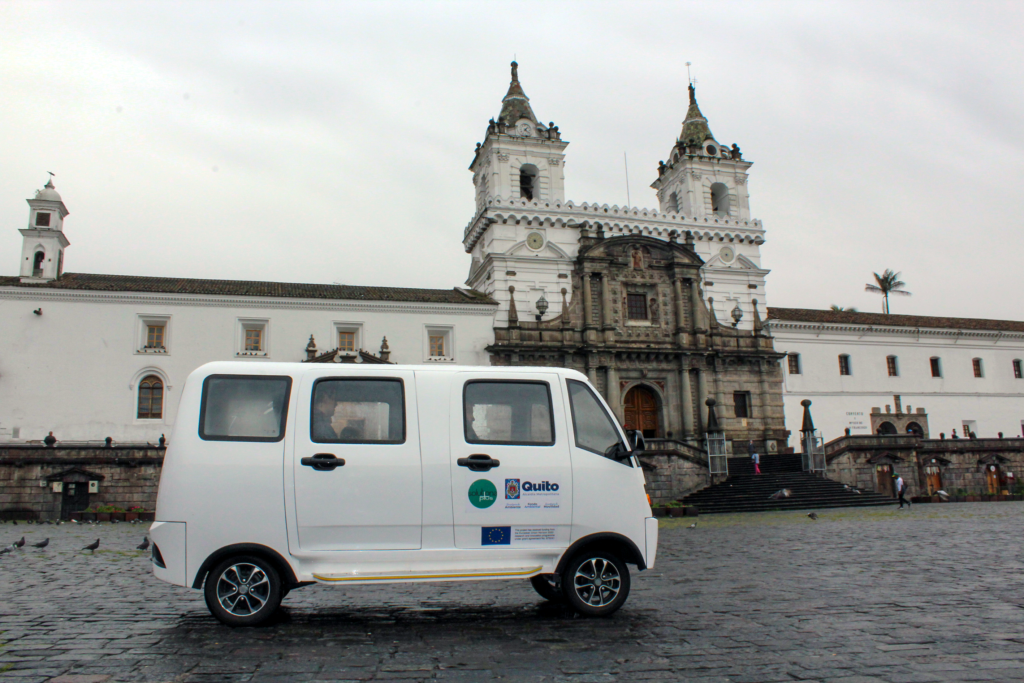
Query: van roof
191,361,589,379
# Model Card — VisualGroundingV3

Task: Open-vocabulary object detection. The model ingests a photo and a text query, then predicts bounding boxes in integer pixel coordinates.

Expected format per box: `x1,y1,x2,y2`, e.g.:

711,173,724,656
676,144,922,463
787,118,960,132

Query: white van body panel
152,363,655,591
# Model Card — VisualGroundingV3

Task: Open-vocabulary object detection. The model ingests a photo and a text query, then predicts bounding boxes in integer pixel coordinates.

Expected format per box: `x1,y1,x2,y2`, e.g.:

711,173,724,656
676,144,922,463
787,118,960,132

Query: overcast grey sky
2,0,1022,319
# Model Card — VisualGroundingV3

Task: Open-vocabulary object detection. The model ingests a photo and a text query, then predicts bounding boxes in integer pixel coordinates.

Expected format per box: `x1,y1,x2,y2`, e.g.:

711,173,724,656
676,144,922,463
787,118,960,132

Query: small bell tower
650,83,752,221
468,61,568,216
20,176,70,282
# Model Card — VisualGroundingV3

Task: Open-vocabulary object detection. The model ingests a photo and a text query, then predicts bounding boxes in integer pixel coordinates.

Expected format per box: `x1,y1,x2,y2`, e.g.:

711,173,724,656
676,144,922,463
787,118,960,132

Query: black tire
203,555,282,627
561,550,630,617
529,573,563,602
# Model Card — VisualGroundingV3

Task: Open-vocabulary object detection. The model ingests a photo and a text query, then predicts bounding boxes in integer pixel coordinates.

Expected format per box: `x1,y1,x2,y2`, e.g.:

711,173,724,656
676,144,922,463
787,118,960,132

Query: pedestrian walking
895,473,911,509
750,441,761,475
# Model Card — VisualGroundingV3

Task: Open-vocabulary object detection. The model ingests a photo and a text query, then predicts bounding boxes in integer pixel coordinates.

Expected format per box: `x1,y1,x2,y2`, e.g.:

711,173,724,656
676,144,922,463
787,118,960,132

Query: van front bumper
150,521,187,587
644,517,658,569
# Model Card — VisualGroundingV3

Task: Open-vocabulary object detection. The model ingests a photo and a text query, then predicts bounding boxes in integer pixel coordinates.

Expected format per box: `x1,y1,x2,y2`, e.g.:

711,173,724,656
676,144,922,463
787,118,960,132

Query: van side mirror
625,429,645,453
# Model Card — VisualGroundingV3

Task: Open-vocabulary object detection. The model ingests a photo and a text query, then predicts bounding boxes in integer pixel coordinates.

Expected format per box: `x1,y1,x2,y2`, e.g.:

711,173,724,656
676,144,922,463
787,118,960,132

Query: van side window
199,375,291,442
566,379,623,458
311,379,405,444
464,381,554,446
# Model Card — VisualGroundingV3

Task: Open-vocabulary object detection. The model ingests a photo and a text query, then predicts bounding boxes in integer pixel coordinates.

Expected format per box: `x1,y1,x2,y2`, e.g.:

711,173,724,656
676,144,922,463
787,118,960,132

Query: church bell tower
19,177,70,282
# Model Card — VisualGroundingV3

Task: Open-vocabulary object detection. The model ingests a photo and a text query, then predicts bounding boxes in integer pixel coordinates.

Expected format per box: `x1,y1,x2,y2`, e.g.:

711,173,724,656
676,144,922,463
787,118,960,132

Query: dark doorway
875,464,894,496
906,422,924,437
877,422,898,435
61,482,90,520
623,385,659,438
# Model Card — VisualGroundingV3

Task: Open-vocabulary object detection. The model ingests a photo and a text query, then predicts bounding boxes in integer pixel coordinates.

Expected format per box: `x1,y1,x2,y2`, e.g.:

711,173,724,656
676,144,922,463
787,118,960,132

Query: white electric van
151,362,657,626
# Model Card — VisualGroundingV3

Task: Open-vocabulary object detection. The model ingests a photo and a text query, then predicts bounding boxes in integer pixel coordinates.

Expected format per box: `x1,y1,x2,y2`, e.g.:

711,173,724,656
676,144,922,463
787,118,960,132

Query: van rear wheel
204,555,282,627
561,550,630,617
529,574,563,602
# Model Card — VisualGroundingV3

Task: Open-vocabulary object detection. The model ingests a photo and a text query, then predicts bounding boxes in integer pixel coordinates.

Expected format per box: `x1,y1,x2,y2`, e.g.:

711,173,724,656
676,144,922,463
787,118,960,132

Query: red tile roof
0,272,496,305
767,307,1024,333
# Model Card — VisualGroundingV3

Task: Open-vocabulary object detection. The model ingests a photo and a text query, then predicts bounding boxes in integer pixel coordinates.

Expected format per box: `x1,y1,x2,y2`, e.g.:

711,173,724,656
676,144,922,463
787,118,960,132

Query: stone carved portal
623,385,659,438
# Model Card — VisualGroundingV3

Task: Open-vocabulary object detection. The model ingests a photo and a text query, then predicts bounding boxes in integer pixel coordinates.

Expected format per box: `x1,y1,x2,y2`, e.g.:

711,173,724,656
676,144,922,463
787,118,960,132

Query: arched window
877,421,897,435
972,358,984,378
886,355,899,377
710,182,730,216
906,422,924,437
137,375,164,419
519,164,538,201
838,354,851,376
667,191,679,213
32,251,44,277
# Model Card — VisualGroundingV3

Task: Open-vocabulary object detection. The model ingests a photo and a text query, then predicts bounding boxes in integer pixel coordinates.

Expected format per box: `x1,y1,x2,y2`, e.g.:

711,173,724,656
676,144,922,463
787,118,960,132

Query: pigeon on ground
137,538,150,551
32,538,49,548
83,539,100,552
687,523,697,529
807,512,818,521
769,488,791,501
0,546,12,555
12,520,17,526
111,519,120,524
936,490,950,501
13,537,25,549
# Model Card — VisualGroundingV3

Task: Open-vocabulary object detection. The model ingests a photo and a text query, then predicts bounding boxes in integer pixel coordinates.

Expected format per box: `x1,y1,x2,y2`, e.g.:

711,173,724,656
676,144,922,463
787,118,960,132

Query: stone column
606,363,621,424
587,365,599,386
696,366,708,434
758,359,773,440
688,278,701,332
600,273,612,327
583,274,595,329
673,277,687,344
680,365,694,438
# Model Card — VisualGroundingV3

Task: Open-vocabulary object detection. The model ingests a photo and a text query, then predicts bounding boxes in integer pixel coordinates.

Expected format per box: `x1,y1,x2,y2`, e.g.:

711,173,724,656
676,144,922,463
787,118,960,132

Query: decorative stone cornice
463,198,765,251
767,320,1024,342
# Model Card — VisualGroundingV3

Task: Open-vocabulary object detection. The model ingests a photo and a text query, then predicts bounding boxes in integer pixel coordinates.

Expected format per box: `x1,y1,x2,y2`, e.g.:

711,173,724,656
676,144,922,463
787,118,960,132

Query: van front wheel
204,555,282,627
562,550,630,617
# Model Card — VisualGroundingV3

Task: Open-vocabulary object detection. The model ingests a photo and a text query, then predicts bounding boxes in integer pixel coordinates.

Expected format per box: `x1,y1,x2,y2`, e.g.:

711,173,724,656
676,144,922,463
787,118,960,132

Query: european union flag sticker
481,526,511,545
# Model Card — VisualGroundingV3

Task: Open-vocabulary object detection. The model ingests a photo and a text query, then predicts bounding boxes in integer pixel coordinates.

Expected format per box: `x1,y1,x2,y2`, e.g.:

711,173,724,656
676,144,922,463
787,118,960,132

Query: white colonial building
768,308,1024,442
1,61,1022,451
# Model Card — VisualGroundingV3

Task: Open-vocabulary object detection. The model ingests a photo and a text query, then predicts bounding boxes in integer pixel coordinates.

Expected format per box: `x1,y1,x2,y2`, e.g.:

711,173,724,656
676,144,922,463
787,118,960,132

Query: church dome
35,178,61,201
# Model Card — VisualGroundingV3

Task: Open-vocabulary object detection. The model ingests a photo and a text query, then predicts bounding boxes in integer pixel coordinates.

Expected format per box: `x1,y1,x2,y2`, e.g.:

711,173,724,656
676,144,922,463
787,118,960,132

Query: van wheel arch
555,533,646,576
192,543,306,590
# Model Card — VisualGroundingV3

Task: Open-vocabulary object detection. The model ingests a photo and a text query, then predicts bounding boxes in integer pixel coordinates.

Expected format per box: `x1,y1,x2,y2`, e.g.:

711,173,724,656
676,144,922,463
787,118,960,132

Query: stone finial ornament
305,335,317,361
508,286,519,325
379,336,390,362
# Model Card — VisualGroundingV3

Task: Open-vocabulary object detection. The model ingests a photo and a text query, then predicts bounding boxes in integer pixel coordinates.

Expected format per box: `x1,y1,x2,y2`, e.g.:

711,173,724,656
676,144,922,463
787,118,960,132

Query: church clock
526,232,545,250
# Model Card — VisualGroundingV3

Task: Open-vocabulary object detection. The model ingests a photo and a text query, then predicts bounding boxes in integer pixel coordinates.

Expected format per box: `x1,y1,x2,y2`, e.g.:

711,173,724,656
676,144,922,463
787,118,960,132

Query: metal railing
706,432,729,476
801,430,825,473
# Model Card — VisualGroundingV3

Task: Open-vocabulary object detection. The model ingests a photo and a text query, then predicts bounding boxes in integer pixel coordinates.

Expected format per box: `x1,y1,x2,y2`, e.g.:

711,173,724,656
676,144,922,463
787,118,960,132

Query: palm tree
865,269,911,314
830,305,858,312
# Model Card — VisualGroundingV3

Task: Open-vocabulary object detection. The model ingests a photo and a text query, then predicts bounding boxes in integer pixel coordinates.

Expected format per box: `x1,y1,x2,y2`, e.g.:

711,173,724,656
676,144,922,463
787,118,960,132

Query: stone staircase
677,453,896,514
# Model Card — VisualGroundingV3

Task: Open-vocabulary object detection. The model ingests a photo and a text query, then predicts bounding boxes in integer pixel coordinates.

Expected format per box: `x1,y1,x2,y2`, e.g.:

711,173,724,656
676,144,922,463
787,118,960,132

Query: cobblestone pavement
1,503,1023,683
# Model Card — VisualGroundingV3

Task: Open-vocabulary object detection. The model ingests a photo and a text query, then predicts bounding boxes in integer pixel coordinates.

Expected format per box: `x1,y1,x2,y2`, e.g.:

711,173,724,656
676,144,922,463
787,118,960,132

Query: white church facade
2,63,1023,449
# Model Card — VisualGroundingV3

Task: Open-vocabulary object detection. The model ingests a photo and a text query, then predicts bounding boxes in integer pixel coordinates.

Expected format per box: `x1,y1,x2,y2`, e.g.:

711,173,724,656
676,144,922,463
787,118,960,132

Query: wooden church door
875,464,894,496
623,386,659,438
985,465,1001,495
924,466,942,495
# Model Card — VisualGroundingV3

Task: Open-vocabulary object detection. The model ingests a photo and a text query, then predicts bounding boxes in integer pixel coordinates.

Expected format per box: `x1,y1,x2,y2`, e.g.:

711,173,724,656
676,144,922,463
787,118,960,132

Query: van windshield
199,375,291,441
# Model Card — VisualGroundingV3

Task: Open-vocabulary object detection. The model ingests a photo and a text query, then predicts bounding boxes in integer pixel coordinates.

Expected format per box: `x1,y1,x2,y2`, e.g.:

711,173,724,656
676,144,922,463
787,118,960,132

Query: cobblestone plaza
1,503,1022,683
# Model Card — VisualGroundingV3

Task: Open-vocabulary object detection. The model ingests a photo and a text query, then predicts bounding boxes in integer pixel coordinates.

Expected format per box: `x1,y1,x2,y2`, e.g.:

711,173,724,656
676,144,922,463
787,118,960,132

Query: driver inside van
313,389,340,441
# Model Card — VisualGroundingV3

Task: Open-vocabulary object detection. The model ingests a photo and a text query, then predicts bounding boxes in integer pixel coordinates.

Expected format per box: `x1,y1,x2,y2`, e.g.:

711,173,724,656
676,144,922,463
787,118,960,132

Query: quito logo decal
505,478,520,499
468,479,498,509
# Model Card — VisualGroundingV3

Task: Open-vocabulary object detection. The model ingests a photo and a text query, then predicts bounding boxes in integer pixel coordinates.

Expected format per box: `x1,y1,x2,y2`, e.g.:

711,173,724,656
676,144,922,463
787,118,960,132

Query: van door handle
457,454,500,472
301,453,345,471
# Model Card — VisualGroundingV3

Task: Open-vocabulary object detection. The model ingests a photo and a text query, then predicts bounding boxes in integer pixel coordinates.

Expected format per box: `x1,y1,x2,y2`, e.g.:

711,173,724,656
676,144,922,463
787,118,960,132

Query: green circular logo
468,479,497,509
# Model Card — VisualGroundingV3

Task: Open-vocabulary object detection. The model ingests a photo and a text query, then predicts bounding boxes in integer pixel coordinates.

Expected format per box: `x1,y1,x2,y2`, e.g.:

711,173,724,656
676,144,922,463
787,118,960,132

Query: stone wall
638,439,710,504
0,445,164,520
824,435,1024,498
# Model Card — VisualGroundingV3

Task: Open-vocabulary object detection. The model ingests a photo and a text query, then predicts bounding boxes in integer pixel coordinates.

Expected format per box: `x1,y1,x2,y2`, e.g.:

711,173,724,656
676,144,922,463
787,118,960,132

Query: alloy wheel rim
573,557,621,607
216,563,271,616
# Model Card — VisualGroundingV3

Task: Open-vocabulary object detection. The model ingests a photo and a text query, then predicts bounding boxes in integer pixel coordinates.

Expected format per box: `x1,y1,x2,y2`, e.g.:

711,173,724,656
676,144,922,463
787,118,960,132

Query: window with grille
788,354,801,374
627,293,648,320
930,357,942,378
734,392,750,419
245,328,262,351
886,356,899,377
973,358,984,378
429,335,445,357
1014,360,1022,379
838,354,851,376
338,331,355,351
137,375,163,419
146,325,165,349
